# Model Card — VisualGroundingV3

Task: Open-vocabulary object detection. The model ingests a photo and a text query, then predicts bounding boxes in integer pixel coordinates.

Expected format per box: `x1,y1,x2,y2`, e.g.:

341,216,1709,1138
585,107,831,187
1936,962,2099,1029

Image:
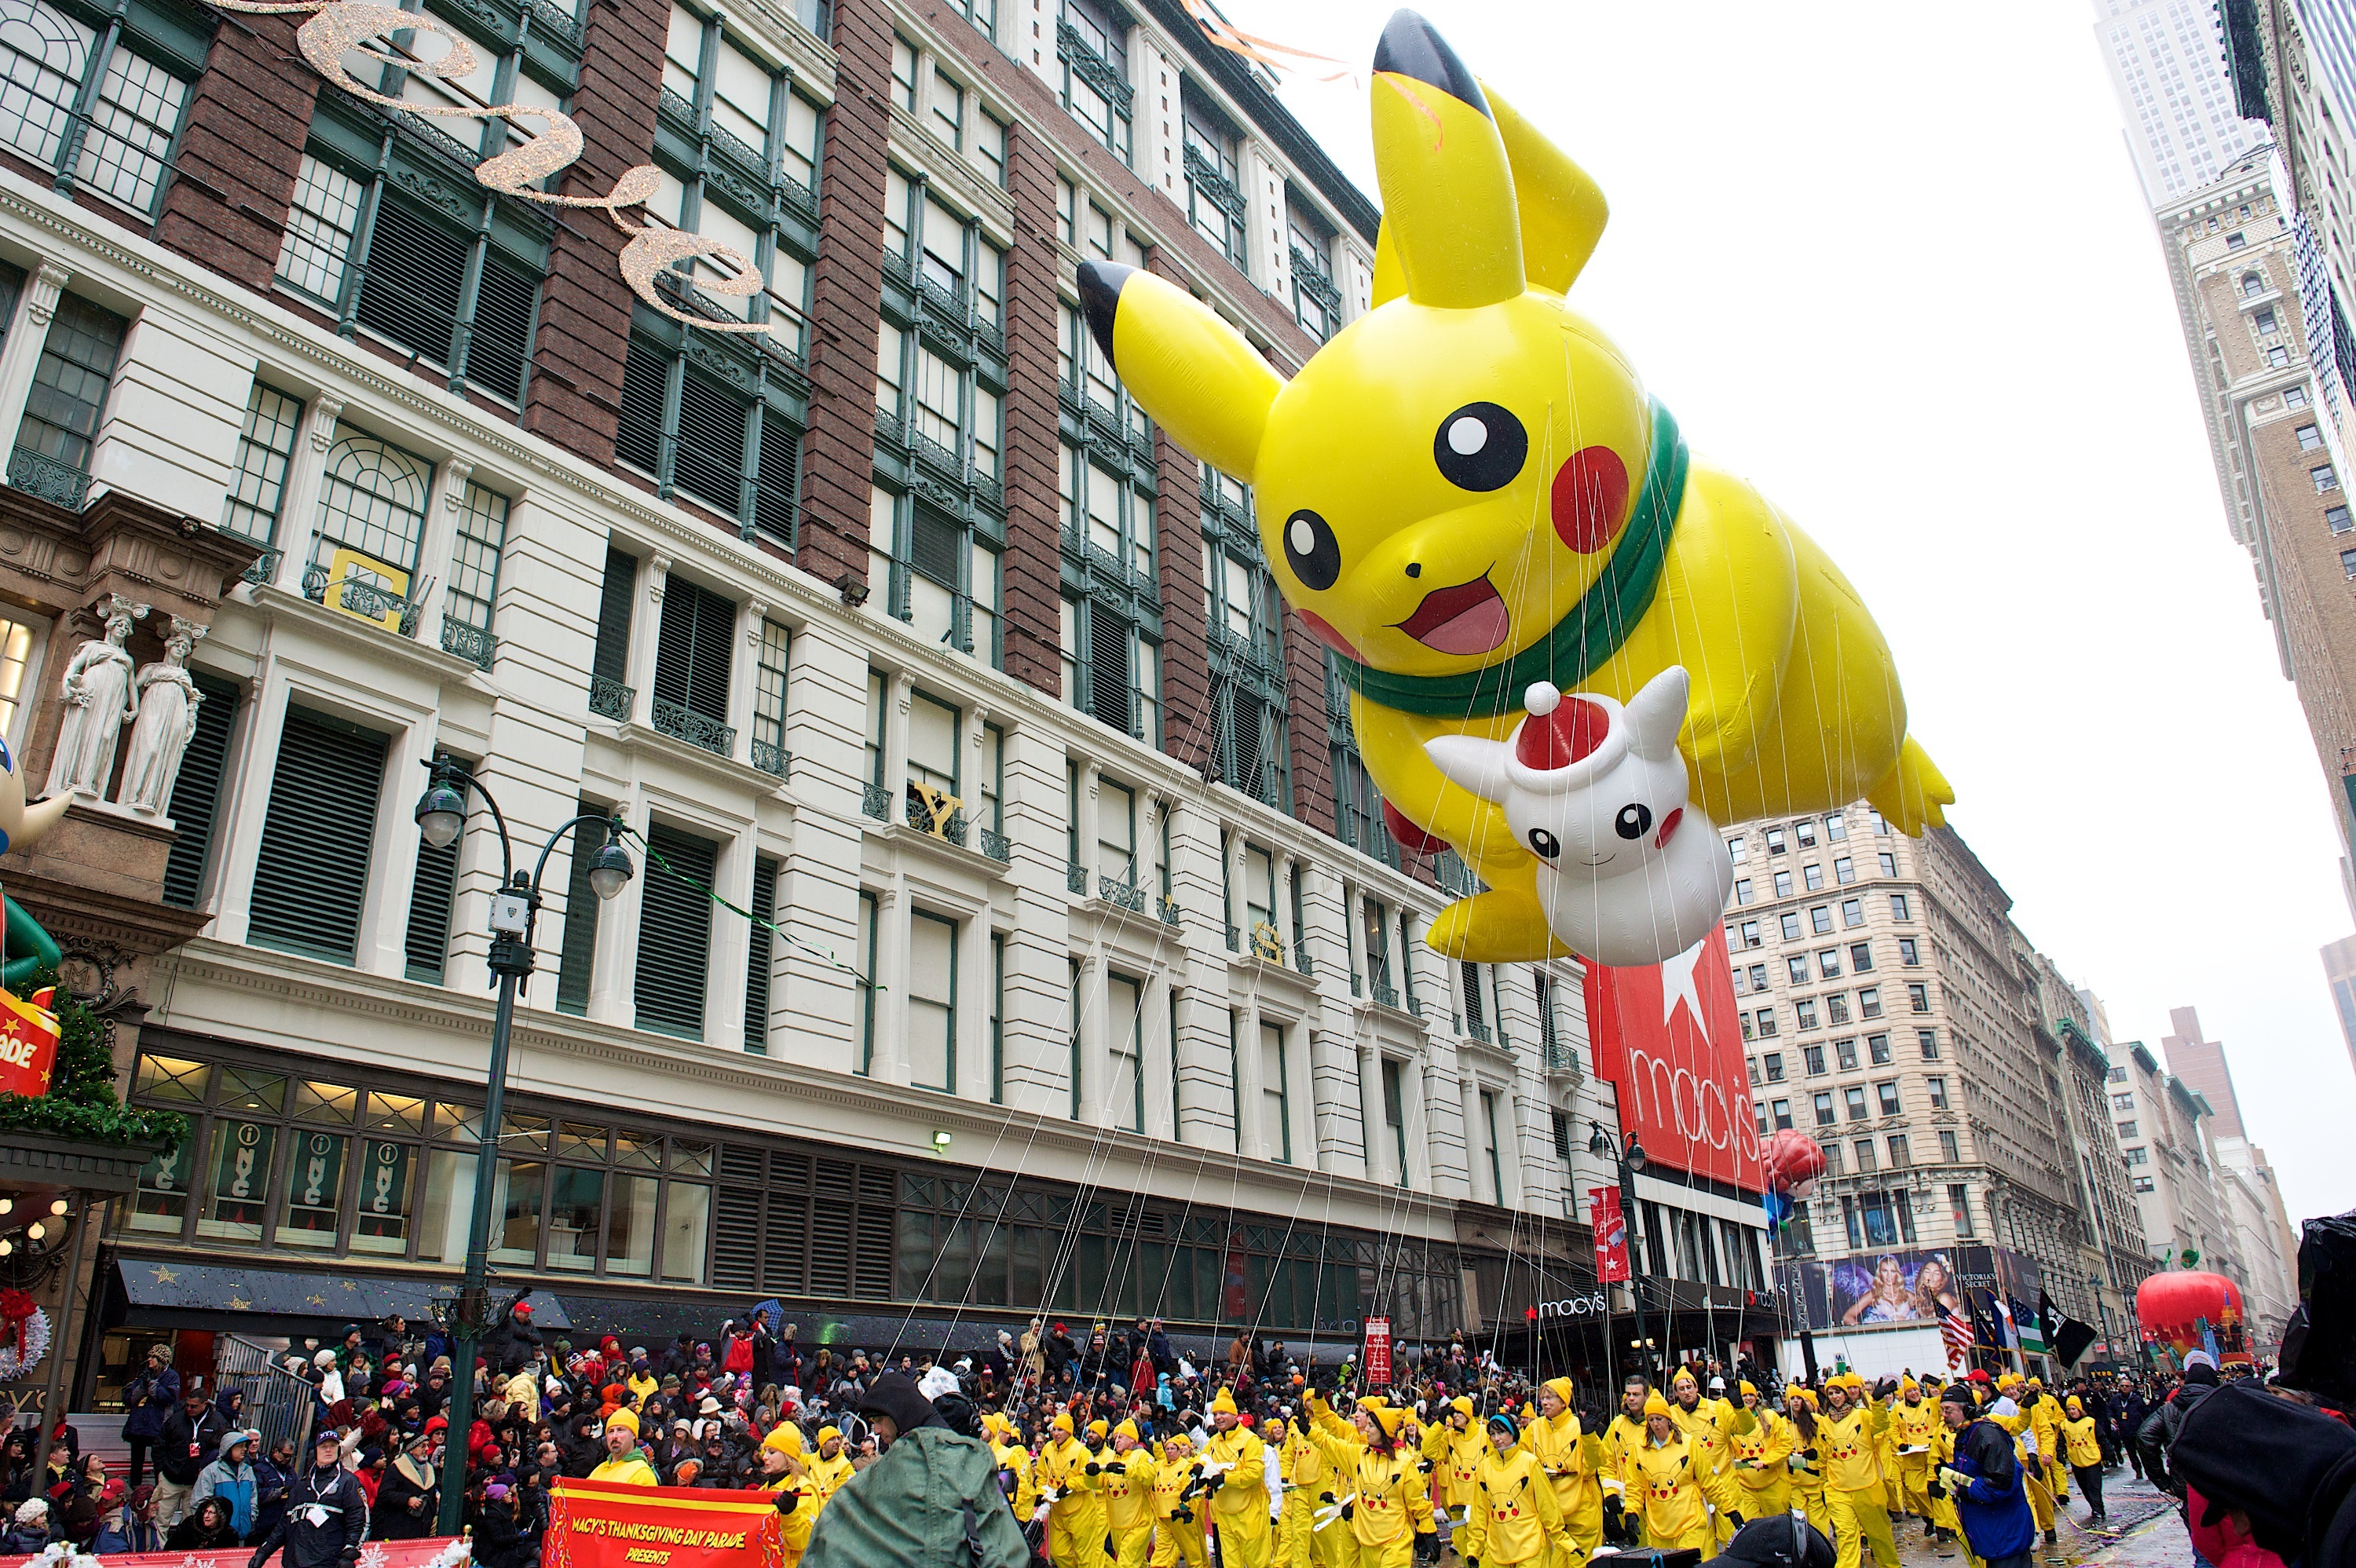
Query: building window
1779,912,1801,941
1740,921,1762,948
1802,1044,1825,1076
1875,1080,1901,1116
1813,1091,1834,1126
159,672,238,909
1857,986,1881,1018
1898,937,1919,964
2299,422,2325,451
2286,383,2309,407
1843,1086,1868,1121
1754,1007,1777,1037
1795,820,1816,848
2124,1146,2148,1166
1765,827,1786,854
1729,836,1747,863
617,327,803,548
248,707,389,965
2343,547,2356,579
309,425,433,623
276,145,543,405
1381,1057,1407,1187
1888,1133,1909,1167
1926,1075,1948,1109
1890,894,1911,920
1948,1182,1974,1235
908,909,957,1091
1182,86,1246,265
2134,1175,2155,1193
855,890,877,1073
743,857,776,1052
1835,1037,1858,1071
404,755,469,984
1827,994,1852,1025
1794,998,1818,1030
1853,1139,1876,1174
1734,877,1753,905
2270,344,2292,367
554,794,606,1016
744,620,789,777
2227,230,2248,249
1770,1098,1793,1131
221,383,304,544
2113,1091,2136,1111
1834,855,1854,884
1918,1029,1938,1058
1786,955,1809,985
1811,905,1834,934
1821,1140,1843,1176
1773,870,1794,899
1762,1051,1784,1083
1803,863,1824,891
2107,1065,2127,1084
1905,982,1928,1014
2116,1119,2138,1138
1849,941,1872,972
1331,739,1395,869
655,5,822,342
635,824,717,1038
1867,1031,1890,1063
2318,465,2342,493
0,0,193,216
441,481,507,665
2331,505,2355,535
1055,0,1129,157
653,575,737,755
1288,196,1340,342
12,291,128,501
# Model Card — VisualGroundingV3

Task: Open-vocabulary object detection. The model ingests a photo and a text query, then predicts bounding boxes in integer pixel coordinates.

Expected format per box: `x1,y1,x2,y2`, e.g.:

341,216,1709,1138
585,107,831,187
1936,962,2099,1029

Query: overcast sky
1220,0,2356,1229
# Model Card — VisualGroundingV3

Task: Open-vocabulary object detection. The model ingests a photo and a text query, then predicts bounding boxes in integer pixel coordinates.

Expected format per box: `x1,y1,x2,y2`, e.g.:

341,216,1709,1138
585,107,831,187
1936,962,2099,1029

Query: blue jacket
120,1366,180,1441
1948,1417,2035,1560
189,1432,258,1540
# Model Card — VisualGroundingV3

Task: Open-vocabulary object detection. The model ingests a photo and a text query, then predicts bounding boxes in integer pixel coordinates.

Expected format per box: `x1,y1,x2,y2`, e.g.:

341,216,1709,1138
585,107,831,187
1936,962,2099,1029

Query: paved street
1879,1467,2188,1568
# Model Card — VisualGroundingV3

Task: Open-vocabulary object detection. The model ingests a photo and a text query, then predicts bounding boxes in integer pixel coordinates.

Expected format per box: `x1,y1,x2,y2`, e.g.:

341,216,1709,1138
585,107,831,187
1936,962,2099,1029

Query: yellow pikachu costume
1077,10,1949,963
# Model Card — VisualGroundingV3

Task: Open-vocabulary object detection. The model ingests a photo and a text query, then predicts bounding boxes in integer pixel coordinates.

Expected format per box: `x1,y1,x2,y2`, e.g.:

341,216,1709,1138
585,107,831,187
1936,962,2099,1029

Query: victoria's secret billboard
1582,928,1769,1192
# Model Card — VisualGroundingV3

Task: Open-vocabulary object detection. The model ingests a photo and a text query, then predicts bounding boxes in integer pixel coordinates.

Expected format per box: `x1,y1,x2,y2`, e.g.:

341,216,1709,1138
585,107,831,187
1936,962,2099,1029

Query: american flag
1936,1300,1973,1369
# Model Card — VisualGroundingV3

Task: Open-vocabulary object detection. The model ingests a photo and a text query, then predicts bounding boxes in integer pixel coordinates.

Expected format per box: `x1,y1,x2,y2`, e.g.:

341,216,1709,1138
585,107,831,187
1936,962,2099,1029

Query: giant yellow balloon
1077,9,1950,964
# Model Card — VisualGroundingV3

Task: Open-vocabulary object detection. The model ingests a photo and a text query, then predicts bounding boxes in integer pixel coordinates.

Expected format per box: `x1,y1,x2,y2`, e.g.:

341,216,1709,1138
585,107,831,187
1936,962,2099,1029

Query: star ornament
150,1266,179,1285
1659,939,1710,1044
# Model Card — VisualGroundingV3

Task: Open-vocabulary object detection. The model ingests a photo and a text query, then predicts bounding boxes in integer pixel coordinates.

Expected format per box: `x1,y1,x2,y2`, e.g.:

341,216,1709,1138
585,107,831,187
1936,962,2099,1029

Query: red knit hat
1516,683,1609,772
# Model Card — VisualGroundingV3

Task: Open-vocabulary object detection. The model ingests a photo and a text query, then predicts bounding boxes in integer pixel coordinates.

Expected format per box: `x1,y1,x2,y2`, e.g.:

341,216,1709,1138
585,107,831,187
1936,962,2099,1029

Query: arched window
2243,270,2266,297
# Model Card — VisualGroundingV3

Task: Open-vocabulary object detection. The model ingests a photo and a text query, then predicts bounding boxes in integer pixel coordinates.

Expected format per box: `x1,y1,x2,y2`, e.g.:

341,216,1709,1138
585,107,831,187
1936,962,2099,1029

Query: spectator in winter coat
189,1430,262,1541
119,1344,181,1489
98,1484,164,1553
2,1497,54,1553
252,1439,297,1546
2136,1352,2223,1494
247,1433,369,1568
470,1484,528,1568
373,1433,438,1538
168,1496,243,1551
1937,1389,2035,1568
155,1386,232,1527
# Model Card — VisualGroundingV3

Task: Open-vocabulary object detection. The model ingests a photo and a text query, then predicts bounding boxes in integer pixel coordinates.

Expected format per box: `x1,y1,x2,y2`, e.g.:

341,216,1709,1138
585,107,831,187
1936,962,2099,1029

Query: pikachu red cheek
1553,446,1631,554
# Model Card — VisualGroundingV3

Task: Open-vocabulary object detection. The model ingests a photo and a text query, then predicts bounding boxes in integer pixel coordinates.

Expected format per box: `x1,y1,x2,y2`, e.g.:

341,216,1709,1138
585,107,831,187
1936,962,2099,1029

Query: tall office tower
2096,0,2268,204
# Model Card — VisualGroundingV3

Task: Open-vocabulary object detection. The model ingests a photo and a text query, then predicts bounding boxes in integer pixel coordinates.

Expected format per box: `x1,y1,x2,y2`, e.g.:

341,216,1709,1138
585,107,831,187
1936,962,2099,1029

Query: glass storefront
119,1033,1467,1338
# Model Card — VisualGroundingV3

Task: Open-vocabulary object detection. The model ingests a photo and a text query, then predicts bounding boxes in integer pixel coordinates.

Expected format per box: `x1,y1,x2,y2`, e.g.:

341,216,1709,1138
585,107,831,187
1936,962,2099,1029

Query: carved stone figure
43,594,147,799
117,617,207,816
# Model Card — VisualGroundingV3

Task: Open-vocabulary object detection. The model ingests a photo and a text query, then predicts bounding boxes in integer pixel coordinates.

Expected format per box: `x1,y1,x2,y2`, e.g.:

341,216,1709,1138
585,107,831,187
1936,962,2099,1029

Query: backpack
801,1428,1028,1568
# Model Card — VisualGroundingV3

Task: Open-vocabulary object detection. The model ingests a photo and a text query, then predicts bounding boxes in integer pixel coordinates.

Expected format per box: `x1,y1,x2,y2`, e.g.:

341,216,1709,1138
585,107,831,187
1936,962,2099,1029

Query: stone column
0,263,69,447
268,394,346,593
1359,1039,1391,1186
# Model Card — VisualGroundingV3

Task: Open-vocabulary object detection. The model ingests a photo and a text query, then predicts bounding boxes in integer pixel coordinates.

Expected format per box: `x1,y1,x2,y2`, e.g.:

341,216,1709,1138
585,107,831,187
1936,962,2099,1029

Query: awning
114,1259,573,1330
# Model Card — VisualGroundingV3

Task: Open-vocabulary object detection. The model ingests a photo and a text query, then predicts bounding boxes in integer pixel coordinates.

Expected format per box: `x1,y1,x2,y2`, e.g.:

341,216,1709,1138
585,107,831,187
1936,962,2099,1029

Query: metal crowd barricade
214,1335,316,1456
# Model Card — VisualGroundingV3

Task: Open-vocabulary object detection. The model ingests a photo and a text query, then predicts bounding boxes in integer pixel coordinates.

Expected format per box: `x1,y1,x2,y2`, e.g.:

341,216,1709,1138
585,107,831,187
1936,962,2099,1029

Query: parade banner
1363,1317,1392,1386
1581,928,1767,1192
1589,1186,1632,1283
1,1542,463,1568
546,1478,785,1568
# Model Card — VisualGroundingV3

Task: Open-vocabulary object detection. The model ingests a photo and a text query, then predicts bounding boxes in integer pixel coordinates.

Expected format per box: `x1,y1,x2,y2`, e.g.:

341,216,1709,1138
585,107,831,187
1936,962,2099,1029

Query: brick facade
518,0,671,463
998,120,1065,697
792,0,894,593
151,12,316,291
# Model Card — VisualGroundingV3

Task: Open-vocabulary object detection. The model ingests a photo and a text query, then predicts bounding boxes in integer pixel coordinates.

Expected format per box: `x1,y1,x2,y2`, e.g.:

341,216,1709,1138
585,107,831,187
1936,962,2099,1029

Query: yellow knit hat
1643,1392,1671,1418
1738,1381,1758,1397
1051,1413,1074,1435
1210,1387,1238,1416
1672,1368,1698,1391
605,1408,639,1436
1114,1419,1140,1443
763,1423,802,1455
1088,1419,1108,1442
1899,1376,1920,1395
1367,1403,1407,1439
1543,1376,1575,1406
816,1425,841,1445
1451,1396,1473,1420
2065,1396,2083,1416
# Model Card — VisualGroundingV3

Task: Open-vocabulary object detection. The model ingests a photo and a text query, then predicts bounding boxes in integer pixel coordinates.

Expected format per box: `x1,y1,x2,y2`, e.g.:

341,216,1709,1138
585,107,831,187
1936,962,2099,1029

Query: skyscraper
2161,1005,2248,1137
2094,0,2267,205
2323,933,2356,1073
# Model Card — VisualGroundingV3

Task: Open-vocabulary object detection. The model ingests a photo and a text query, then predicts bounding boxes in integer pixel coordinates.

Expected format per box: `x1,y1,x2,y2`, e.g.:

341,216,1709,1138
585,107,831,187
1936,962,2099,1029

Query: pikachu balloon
0,735,68,992
1078,10,1951,964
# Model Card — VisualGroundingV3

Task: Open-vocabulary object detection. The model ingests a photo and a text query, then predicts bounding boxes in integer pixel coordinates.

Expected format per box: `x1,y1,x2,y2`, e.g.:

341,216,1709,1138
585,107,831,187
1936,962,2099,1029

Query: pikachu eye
1432,402,1527,492
1283,508,1341,591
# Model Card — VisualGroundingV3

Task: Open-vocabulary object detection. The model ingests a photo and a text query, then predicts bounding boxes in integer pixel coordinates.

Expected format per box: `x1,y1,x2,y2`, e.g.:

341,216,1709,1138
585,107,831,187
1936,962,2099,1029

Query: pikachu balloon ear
1485,84,1607,297
1370,11,1521,309
1077,261,1282,481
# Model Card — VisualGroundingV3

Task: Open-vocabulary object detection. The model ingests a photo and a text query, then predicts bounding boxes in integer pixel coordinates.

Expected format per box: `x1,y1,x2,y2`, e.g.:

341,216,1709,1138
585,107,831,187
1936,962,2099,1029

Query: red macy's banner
0,1544,463,1568
1581,927,1768,1193
547,1478,785,1568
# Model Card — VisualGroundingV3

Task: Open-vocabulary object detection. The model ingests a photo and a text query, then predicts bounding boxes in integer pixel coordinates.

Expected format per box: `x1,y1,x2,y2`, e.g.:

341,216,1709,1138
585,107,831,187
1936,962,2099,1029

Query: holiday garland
0,972,186,1152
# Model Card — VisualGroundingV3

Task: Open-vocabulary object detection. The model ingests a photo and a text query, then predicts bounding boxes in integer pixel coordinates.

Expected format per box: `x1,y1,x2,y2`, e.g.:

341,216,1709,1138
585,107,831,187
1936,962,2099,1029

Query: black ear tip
1373,9,1490,119
1077,260,1134,371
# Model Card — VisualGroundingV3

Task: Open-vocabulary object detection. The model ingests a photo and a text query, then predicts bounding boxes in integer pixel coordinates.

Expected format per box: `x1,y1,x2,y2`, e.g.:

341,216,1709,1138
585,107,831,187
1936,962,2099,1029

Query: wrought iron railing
751,739,788,778
905,788,967,846
979,827,1012,863
589,674,634,722
1373,984,1399,1010
238,545,283,588
440,614,496,670
862,782,892,821
1294,948,1314,978
1225,925,1241,952
1349,974,1362,999
1159,896,1181,927
1465,1022,1494,1044
1099,875,1145,913
1407,996,1425,1022
653,696,734,756
304,567,421,636
1067,861,1089,894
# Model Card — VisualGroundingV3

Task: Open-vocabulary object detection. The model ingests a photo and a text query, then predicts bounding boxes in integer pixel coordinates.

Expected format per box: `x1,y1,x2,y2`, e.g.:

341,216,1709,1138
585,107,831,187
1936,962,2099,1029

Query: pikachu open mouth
1394,572,1509,656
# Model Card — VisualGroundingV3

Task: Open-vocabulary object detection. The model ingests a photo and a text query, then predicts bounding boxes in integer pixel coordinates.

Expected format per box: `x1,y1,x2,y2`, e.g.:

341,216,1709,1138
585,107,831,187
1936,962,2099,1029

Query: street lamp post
1588,1121,1652,1383
416,755,633,1537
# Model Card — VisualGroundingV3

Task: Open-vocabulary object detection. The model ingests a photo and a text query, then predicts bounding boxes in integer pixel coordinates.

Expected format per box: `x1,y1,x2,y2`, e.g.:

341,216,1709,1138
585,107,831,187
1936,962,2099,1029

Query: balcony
1226,925,1241,953
1068,861,1089,895
1542,1038,1579,1075
905,787,967,847
1372,984,1399,1010
1465,1022,1494,1045
1099,875,1145,914
862,782,893,821
439,614,496,671
750,739,789,778
1293,948,1314,978
1159,896,1180,927
652,696,734,758
979,827,1012,863
589,675,634,722
303,566,420,637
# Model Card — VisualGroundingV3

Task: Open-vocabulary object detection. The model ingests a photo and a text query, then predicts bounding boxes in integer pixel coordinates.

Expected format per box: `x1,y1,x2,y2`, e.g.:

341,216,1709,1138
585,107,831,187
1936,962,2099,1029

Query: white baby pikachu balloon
1422,669,1736,967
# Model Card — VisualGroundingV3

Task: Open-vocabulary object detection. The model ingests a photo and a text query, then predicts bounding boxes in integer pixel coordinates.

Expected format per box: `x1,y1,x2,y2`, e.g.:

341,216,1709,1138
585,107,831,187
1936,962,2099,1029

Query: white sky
1222,0,2356,1228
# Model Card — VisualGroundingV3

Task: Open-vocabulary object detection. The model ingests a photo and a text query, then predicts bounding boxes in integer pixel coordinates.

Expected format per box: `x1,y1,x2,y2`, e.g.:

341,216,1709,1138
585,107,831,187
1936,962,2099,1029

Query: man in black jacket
154,1386,232,1530
2135,1351,2222,1493
248,1432,368,1568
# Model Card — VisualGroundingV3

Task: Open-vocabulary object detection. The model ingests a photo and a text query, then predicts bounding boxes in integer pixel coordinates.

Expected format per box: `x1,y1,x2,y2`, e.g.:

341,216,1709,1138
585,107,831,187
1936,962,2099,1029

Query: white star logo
1660,940,1710,1044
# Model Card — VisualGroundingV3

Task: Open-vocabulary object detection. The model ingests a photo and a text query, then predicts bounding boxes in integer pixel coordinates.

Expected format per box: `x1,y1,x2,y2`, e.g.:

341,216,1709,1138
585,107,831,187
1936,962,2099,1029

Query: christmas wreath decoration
0,1292,51,1379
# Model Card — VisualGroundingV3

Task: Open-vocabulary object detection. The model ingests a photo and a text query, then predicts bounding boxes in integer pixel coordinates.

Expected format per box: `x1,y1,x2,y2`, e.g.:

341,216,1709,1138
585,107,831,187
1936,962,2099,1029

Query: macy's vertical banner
1363,1318,1392,1385
1589,1187,1632,1283
1582,927,1767,1193
545,1478,784,1568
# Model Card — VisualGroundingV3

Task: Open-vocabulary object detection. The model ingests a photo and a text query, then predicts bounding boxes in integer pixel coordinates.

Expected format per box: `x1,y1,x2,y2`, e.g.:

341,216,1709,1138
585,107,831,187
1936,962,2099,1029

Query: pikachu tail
1866,736,1954,836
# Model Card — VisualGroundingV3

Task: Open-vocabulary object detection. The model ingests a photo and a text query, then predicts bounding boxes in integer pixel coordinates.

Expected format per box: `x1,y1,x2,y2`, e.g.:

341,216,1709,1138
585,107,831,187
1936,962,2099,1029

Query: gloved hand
1937,1467,1970,1497
1341,1502,1355,1520
1173,1506,1194,1523
1413,1530,1440,1565
1319,1492,1336,1504
1601,1493,1622,1522
2025,1455,2043,1480
1418,1457,1435,1475
1726,1511,1745,1528
1204,1472,1225,1495
1085,1462,1102,1476
774,1493,797,1515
